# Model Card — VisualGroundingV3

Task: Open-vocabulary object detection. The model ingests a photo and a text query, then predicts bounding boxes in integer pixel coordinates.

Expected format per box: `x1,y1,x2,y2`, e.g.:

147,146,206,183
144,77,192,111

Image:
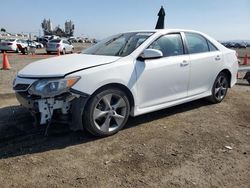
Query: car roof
123,29,204,35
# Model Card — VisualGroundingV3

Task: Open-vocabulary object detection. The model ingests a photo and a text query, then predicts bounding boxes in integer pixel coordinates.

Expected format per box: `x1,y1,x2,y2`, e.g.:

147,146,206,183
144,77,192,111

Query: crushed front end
13,76,89,130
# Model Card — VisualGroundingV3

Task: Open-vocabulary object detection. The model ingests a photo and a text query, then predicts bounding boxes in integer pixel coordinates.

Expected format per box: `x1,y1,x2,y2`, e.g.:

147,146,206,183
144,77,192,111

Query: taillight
56,44,60,48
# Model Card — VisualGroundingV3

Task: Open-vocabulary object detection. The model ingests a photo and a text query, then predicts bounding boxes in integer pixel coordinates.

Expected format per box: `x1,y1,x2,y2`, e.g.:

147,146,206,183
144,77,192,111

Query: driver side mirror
139,49,163,59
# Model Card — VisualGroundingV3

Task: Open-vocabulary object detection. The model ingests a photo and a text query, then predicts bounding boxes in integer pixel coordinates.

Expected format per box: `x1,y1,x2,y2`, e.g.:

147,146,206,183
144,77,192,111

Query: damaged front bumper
14,85,89,131
16,92,74,124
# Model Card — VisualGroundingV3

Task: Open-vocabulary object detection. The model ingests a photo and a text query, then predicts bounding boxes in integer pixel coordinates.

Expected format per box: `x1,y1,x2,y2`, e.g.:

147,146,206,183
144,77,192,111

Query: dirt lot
0,46,249,187
0,84,249,187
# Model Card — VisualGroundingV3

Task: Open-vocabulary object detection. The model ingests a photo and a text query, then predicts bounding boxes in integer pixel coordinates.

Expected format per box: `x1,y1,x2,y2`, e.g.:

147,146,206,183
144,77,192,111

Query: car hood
18,54,120,78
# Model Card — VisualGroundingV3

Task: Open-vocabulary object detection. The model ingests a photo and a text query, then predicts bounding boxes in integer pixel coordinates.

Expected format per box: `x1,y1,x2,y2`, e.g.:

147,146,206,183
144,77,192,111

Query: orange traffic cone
1,52,11,70
243,54,248,65
57,49,60,56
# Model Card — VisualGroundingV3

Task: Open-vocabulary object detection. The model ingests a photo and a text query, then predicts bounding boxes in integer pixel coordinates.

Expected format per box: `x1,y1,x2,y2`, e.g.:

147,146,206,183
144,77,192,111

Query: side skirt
132,91,211,117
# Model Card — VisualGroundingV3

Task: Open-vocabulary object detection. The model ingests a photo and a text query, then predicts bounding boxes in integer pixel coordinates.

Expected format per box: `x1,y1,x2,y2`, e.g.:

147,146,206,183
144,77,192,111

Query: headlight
28,76,80,97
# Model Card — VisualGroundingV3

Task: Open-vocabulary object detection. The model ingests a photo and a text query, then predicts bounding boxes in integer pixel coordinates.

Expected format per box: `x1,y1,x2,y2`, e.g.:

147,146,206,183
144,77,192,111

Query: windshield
83,32,154,57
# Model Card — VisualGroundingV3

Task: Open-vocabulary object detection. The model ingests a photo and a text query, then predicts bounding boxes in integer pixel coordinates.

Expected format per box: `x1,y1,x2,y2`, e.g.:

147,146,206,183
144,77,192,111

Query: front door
135,33,190,109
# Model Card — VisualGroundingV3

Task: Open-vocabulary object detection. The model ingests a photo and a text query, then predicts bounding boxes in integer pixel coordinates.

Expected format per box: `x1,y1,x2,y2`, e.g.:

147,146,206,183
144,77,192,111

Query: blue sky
0,0,249,40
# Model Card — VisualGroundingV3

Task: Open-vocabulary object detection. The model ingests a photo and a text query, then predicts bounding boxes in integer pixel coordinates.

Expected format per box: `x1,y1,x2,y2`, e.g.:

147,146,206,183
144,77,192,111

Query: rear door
184,32,223,96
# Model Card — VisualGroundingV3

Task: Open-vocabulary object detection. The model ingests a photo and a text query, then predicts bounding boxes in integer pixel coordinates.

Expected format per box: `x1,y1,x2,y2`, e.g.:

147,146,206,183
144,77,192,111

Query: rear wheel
207,72,229,103
244,72,250,85
84,88,130,136
62,48,66,55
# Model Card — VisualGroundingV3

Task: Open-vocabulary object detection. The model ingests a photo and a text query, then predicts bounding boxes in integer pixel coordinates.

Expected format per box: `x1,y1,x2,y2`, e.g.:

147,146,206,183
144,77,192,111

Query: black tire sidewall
84,88,130,136
211,72,229,103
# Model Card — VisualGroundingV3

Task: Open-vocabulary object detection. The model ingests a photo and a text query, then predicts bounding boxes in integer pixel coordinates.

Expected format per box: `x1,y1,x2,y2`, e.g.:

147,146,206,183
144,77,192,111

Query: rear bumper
46,47,61,52
0,46,17,51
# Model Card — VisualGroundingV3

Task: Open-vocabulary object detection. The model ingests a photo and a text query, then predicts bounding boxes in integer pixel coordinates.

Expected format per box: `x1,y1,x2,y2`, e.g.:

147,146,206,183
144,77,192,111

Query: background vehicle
46,39,74,54
68,37,78,43
16,39,29,54
17,40,37,54
0,38,19,52
31,41,44,48
36,37,49,47
13,29,238,137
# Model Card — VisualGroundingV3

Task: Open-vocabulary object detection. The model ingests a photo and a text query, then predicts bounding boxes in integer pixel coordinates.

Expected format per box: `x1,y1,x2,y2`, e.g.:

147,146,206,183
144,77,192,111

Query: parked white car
46,39,74,54
13,29,238,136
0,39,19,52
32,41,44,48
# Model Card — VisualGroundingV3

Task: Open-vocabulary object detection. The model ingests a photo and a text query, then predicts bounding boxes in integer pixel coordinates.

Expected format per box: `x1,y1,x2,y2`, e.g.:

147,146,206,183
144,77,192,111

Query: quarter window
148,34,184,57
207,40,218,52
185,33,209,54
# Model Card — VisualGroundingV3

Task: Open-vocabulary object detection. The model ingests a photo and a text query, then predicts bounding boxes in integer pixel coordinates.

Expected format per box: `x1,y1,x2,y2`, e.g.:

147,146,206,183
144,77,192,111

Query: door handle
215,56,221,61
180,60,189,67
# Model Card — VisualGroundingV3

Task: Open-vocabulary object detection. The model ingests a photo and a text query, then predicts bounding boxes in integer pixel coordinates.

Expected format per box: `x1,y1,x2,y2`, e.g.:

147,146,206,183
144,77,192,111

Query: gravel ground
0,84,249,187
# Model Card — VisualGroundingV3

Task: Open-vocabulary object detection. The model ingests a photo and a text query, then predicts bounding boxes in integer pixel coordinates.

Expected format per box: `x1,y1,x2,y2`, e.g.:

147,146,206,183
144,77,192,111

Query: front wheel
84,88,130,137
22,48,28,55
207,72,229,103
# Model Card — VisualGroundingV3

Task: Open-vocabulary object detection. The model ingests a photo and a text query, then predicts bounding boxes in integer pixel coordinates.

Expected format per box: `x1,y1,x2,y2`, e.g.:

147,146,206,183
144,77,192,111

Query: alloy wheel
214,75,228,101
93,93,128,133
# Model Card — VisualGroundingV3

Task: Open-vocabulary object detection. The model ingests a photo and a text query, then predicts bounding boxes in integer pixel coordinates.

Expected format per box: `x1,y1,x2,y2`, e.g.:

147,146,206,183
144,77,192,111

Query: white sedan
13,29,238,136
46,39,74,54
0,39,19,52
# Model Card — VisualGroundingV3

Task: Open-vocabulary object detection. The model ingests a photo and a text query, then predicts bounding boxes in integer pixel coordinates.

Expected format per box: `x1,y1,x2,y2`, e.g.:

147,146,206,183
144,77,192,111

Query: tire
71,48,74,54
244,72,250,85
207,72,229,103
62,48,66,55
22,48,28,55
84,88,130,137
247,79,250,85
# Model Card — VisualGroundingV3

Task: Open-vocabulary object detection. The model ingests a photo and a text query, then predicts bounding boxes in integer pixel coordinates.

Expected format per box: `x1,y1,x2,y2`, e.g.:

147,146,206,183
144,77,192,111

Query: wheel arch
220,69,232,88
90,83,135,113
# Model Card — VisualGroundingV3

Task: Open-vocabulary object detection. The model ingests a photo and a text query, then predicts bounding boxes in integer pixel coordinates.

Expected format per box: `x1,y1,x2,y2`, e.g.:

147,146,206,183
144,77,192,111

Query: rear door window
185,33,209,54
